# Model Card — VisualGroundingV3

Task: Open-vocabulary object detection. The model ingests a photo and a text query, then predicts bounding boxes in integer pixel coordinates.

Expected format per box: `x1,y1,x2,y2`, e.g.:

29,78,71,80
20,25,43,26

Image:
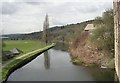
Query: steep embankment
70,31,114,68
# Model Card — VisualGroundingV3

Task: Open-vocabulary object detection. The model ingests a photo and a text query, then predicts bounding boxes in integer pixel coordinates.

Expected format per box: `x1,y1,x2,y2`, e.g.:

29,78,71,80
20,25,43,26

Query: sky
0,0,113,34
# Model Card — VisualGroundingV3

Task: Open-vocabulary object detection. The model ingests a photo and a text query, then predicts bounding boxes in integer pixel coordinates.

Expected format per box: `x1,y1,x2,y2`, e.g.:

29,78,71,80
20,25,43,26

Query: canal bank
7,48,115,82
2,43,55,83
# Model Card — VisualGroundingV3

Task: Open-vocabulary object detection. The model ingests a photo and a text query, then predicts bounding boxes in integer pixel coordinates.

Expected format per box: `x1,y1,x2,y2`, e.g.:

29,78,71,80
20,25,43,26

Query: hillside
3,20,93,44
70,31,113,67
70,9,114,68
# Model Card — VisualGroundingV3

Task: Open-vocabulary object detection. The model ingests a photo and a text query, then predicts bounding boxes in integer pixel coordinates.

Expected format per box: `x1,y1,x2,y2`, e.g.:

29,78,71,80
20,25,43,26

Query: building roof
10,48,23,54
84,24,95,31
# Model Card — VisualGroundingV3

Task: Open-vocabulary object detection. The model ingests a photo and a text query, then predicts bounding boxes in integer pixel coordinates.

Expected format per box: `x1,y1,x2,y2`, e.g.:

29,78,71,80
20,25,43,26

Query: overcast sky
1,0,113,34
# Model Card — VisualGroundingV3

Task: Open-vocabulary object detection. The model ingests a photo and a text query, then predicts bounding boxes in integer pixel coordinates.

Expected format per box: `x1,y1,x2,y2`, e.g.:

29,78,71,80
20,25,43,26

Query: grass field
3,40,45,52
2,40,47,64
3,40,46,57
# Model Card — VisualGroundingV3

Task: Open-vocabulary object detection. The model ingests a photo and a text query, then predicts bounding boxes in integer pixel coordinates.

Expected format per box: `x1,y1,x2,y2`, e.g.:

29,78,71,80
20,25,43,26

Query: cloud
1,1,113,34
24,0,45,5
25,2,41,5
1,2,20,15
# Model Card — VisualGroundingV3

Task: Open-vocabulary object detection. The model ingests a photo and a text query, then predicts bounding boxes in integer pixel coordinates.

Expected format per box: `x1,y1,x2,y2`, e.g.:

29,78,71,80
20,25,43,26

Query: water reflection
44,51,50,69
53,42,69,51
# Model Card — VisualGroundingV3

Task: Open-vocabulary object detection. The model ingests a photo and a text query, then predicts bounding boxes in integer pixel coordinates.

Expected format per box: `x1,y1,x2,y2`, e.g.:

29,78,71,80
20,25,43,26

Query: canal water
7,48,115,81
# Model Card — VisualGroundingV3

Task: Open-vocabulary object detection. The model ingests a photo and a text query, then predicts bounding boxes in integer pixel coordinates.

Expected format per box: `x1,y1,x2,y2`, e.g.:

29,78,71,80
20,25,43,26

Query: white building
84,24,96,32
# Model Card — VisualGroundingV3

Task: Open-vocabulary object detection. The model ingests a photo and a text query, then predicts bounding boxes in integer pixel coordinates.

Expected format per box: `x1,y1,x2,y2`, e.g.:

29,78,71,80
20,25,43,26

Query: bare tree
43,14,49,45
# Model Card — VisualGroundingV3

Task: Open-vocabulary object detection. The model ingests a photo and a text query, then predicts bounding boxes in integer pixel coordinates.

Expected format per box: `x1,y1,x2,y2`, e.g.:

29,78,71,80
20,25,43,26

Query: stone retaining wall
113,0,120,82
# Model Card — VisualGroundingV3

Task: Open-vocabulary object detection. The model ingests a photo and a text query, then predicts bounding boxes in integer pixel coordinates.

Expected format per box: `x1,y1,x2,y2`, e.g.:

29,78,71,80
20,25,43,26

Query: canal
7,48,115,82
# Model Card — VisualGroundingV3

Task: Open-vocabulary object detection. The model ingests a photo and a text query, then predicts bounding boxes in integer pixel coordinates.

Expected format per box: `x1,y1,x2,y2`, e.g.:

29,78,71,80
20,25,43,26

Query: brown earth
70,31,111,66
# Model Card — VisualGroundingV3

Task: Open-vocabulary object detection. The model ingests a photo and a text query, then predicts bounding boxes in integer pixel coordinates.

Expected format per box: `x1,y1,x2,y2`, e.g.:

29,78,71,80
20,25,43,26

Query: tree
91,9,114,56
102,9,114,28
43,14,49,45
93,16,103,27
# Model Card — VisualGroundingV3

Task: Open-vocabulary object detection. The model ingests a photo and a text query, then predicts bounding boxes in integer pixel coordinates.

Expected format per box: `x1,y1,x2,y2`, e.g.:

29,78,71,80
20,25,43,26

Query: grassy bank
2,41,55,82
2,40,48,62
3,40,45,56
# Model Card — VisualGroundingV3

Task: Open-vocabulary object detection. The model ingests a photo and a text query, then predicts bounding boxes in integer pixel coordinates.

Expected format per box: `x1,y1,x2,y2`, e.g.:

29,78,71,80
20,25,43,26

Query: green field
3,40,46,57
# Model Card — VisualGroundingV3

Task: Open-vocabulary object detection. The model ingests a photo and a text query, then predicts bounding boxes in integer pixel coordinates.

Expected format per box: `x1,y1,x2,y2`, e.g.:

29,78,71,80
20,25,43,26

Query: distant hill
3,20,94,44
